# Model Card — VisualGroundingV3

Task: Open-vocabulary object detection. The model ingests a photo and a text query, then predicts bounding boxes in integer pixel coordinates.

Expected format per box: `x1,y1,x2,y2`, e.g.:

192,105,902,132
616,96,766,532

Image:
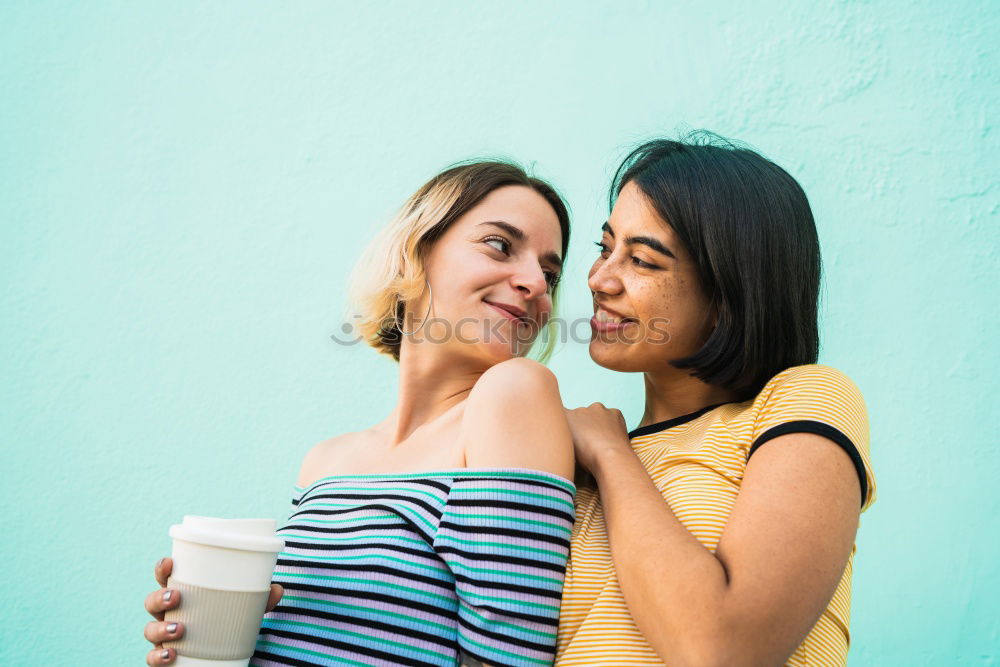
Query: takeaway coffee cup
162,516,285,667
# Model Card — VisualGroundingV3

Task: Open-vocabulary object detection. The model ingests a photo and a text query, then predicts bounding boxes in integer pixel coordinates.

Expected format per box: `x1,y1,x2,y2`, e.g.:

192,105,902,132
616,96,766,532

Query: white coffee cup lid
169,516,284,553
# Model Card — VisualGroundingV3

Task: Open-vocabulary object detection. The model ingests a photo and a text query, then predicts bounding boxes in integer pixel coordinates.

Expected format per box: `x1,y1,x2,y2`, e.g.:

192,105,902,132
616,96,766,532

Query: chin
477,338,522,364
479,320,539,360
588,339,647,372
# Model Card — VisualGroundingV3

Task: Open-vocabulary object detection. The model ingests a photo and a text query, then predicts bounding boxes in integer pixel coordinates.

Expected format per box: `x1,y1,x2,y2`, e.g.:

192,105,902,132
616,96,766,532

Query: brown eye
484,235,511,255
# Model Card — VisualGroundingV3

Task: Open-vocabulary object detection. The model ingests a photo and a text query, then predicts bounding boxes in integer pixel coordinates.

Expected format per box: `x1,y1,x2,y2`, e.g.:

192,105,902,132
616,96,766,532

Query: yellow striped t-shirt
556,364,876,666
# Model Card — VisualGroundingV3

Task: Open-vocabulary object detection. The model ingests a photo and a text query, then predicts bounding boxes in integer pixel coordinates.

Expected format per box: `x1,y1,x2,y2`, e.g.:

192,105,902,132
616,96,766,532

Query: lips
591,302,637,334
593,302,636,323
485,300,532,325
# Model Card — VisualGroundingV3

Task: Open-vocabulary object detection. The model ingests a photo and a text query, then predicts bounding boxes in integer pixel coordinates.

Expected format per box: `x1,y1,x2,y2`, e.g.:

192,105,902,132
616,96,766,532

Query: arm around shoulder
594,364,870,665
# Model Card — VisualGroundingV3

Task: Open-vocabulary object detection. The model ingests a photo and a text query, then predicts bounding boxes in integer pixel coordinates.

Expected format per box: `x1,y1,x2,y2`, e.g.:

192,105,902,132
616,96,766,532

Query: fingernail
161,649,170,660
166,622,178,634
157,557,165,570
163,590,172,602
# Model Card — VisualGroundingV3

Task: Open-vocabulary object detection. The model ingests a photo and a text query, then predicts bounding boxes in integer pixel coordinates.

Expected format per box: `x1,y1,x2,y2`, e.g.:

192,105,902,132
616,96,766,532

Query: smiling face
588,181,715,373
407,185,564,364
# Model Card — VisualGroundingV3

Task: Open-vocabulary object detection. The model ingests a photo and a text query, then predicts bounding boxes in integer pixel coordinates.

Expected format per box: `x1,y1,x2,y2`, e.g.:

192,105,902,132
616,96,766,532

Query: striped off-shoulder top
251,469,576,667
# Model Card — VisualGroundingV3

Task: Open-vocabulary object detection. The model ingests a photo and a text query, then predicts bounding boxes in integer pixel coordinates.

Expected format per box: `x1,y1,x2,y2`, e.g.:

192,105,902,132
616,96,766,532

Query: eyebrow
601,221,676,260
479,220,563,269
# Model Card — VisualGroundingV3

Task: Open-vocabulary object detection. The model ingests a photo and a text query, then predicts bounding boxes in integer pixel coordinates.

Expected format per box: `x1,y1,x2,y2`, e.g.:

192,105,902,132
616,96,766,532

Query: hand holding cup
143,518,285,666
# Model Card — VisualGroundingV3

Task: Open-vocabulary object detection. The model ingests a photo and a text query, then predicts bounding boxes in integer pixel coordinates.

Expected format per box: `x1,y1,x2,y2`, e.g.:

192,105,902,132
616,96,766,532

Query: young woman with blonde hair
144,160,577,667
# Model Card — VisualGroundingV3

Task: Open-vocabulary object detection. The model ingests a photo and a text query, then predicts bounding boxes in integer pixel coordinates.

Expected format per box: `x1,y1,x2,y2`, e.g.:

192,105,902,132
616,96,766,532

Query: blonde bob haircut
348,160,571,364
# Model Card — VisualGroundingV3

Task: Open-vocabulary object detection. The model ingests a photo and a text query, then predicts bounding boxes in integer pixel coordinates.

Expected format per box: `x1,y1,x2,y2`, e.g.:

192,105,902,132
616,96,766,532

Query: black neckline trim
628,402,730,439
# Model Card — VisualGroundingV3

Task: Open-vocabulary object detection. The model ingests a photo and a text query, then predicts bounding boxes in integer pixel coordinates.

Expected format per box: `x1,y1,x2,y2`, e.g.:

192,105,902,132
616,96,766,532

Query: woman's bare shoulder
460,358,573,480
295,429,377,487
468,357,559,405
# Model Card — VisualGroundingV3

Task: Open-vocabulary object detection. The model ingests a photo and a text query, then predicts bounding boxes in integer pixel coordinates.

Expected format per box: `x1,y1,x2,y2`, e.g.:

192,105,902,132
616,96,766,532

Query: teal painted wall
2,2,997,664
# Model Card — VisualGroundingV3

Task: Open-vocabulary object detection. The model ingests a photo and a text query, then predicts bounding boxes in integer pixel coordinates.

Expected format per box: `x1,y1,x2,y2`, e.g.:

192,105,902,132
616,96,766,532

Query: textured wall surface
1,1,997,664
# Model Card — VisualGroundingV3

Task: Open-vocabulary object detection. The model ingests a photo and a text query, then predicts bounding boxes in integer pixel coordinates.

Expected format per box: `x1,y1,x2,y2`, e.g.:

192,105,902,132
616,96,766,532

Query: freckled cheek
631,283,679,335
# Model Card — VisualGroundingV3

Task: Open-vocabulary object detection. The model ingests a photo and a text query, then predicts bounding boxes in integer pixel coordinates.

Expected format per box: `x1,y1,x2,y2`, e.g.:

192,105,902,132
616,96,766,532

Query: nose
588,256,624,296
512,261,550,301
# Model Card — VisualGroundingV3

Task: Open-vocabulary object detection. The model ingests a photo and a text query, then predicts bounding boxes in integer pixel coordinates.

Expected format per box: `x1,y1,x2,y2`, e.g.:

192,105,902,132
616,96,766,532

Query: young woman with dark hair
558,134,875,666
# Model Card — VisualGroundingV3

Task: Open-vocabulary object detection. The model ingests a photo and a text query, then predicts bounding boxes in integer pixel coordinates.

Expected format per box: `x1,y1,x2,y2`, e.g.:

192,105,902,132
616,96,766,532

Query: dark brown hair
612,132,820,400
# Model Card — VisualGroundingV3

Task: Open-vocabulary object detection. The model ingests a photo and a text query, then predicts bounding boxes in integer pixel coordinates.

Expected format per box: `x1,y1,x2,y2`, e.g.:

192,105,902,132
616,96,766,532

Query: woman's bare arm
569,405,860,666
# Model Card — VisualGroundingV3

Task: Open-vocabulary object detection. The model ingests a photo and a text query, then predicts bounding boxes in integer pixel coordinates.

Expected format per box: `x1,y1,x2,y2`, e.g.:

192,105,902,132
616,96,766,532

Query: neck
638,366,739,429
383,339,490,446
